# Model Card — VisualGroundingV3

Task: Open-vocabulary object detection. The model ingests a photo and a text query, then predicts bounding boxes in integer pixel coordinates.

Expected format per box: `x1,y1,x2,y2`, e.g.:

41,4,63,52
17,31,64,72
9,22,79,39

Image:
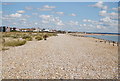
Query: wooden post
109,41,110,45
113,41,115,46
117,42,119,46
104,40,106,43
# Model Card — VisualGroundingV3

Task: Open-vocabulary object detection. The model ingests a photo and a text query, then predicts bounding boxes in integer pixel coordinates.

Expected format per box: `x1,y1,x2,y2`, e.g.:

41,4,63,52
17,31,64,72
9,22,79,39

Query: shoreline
69,33,119,46
84,33,120,36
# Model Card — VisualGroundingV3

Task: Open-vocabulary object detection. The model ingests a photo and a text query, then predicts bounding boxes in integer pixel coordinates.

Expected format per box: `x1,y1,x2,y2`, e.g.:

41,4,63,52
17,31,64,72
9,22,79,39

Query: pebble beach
1,34,118,79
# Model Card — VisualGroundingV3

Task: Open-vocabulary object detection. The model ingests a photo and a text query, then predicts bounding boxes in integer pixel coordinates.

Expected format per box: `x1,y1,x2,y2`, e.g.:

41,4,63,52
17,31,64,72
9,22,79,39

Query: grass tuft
22,35,32,41
4,40,26,47
35,36,43,41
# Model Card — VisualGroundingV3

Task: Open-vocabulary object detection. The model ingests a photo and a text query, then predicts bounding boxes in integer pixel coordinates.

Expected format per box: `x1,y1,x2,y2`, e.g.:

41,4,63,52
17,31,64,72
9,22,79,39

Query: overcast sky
1,1,118,33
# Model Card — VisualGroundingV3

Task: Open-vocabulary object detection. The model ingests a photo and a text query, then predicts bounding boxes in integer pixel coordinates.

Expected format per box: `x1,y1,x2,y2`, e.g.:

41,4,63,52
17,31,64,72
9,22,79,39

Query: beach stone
2,34,118,79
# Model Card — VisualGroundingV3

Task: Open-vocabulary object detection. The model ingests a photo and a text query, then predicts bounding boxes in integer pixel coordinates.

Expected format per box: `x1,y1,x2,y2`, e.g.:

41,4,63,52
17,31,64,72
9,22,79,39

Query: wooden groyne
96,39,119,46
69,33,119,46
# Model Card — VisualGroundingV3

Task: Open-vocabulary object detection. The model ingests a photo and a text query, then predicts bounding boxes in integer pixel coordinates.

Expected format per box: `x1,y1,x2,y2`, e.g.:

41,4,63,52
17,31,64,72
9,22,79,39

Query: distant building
0,26,7,32
43,29,50,32
33,28,42,32
20,28,35,32
16,28,20,31
6,27,11,32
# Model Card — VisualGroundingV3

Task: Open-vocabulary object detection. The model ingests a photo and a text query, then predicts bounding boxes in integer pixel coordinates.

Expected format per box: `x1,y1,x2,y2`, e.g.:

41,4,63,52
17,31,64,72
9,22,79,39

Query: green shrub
35,36,43,41
4,40,26,47
11,35,19,38
45,33,57,37
22,35,32,41
3,34,11,37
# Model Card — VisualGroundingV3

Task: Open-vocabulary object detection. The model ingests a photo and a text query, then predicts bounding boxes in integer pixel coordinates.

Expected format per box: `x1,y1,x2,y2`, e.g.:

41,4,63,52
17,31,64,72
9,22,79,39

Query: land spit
2,34,118,79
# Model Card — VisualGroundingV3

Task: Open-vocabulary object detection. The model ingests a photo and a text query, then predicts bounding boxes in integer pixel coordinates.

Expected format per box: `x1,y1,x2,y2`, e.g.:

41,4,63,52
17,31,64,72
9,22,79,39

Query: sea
85,35,120,42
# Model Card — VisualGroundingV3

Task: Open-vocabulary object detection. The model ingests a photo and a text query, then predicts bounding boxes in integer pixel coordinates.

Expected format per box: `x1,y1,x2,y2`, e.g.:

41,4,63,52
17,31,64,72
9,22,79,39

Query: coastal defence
69,33,120,46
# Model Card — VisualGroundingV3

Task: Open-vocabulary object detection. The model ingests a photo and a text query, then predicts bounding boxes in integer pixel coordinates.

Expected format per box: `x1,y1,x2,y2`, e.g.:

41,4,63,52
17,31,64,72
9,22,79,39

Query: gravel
2,34,118,79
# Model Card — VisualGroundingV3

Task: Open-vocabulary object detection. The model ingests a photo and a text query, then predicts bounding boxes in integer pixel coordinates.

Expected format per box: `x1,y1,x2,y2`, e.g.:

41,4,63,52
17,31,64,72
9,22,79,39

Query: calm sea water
85,35,120,42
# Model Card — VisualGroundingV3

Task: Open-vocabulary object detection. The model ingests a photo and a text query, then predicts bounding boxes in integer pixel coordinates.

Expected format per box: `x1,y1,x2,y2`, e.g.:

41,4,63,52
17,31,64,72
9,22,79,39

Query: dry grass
0,32,58,51
4,40,26,47
22,35,32,41
35,36,43,41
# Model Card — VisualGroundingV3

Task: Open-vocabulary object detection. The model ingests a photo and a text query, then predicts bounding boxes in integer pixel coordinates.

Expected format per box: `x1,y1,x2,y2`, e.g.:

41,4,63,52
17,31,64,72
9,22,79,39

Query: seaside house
43,29,50,32
0,26,11,32
20,28,35,32
6,27,11,32
33,28,42,32
16,28,20,31
49,29,57,32
0,26,6,32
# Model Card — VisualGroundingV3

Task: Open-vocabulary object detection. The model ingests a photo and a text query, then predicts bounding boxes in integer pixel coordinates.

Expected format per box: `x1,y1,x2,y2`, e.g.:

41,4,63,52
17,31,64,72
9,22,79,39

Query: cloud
100,17,114,23
83,19,87,22
112,7,118,11
56,20,64,26
68,21,79,25
39,15,51,20
39,15,64,26
100,16,118,28
43,5,56,9
10,13,22,18
89,1,108,10
34,22,38,25
38,8,53,11
109,12,118,16
55,12,64,15
99,10,107,16
17,10,25,14
83,19,96,23
96,25,103,29
70,13,76,16
38,5,56,11
42,20,49,24
99,10,118,19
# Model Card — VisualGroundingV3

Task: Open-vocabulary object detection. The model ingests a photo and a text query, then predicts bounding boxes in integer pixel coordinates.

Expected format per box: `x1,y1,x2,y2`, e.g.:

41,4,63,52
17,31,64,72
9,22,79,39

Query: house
0,26,10,32
0,26,6,32
20,28,35,32
6,27,11,32
33,28,42,32
43,29,50,32
16,28,20,31
10,27,17,32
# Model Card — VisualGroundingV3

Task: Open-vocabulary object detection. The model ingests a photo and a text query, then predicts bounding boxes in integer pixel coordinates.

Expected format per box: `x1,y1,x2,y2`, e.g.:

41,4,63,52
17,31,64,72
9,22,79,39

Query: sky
1,1,119,33
2,0,120,2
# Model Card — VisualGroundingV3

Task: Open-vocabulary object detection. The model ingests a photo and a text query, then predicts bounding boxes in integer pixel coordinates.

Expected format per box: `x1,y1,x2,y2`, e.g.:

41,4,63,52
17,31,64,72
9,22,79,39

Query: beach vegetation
22,35,32,41
35,36,43,41
4,40,26,47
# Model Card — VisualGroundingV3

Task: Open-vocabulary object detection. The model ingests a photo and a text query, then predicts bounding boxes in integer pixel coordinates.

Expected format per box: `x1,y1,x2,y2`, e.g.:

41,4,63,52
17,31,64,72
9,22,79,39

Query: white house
43,29,50,32
33,28,42,32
